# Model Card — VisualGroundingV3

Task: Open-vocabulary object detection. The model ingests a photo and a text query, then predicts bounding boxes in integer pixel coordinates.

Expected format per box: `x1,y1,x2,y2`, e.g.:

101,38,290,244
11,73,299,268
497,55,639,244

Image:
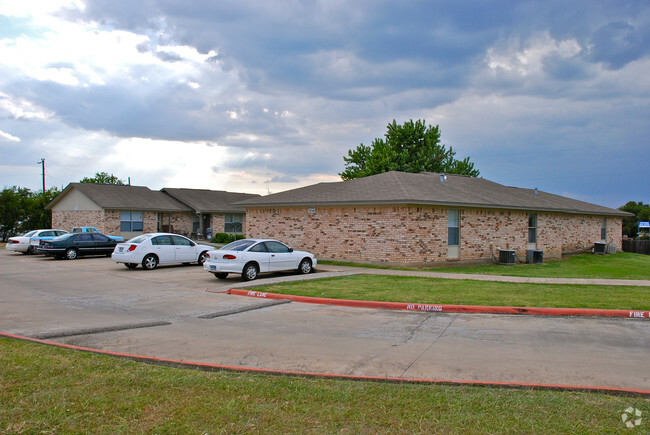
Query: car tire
142,254,158,270
213,272,229,279
242,263,258,281
198,251,208,266
125,263,138,269
65,248,78,260
298,258,312,274
26,246,35,255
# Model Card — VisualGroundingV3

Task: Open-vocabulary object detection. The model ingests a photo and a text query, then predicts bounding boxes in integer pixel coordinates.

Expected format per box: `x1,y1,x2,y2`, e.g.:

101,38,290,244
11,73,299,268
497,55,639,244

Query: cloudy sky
1,0,649,208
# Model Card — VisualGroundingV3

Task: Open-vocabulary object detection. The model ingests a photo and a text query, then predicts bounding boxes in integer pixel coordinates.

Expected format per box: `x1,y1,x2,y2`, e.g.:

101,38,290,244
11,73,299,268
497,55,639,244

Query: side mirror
289,248,294,252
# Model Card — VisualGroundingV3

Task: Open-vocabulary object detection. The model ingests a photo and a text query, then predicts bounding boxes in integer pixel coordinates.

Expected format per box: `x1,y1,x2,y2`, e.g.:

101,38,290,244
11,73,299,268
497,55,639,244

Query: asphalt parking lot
1,249,649,392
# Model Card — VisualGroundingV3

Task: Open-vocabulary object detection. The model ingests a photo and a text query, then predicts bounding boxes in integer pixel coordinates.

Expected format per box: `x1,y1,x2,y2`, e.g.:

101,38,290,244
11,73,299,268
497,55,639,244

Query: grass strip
1,338,648,433
255,275,650,310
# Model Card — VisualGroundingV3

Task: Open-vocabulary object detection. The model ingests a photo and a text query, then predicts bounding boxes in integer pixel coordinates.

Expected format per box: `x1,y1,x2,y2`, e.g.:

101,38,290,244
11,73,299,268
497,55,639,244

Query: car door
91,234,115,254
264,241,296,271
246,242,271,272
74,233,95,254
150,235,176,264
171,235,197,262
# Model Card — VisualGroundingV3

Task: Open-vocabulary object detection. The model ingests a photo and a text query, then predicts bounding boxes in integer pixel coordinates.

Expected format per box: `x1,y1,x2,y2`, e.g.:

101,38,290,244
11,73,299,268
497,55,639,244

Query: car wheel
198,251,208,266
242,263,258,281
142,254,158,270
65,248,78,260
26,246,35,255
298,258,312,274
124,263,138,269
214,272,229,279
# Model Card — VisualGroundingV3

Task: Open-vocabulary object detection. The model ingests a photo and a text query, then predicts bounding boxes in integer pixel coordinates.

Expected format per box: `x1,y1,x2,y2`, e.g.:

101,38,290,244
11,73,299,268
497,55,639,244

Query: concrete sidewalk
229,263,650,289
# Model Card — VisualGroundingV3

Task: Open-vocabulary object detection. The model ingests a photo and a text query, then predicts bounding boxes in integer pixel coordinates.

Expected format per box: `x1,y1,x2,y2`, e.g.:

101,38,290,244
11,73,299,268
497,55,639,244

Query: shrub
211,233,246,244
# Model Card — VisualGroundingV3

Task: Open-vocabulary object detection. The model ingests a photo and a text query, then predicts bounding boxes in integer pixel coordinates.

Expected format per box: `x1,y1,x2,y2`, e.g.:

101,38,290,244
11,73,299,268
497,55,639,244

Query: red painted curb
1,331,648,397
227,289,650,320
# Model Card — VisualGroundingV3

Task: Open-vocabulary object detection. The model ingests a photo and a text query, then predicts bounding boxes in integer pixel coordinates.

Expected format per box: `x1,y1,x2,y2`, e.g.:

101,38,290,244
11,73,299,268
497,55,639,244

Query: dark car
38,233,119,260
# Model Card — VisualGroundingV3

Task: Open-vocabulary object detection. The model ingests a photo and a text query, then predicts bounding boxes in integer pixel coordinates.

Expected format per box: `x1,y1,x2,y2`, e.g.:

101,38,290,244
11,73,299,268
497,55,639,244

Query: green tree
80,172,125,185
0,187,59,240
340,119,479,180
619,201,650,239
22,188,60,231
0,186,29,240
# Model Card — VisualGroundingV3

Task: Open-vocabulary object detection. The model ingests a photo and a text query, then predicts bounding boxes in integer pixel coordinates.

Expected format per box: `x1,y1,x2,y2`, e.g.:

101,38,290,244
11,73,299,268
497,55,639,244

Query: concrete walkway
229,263,650,289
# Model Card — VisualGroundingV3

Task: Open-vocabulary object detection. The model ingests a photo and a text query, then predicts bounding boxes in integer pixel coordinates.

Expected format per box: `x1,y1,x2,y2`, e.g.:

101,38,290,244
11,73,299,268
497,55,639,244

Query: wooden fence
622,239,650,255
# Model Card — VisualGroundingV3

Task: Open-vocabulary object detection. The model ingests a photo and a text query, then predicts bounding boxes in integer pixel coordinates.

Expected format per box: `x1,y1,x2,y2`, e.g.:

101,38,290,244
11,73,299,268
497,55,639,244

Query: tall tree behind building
340,119,479,180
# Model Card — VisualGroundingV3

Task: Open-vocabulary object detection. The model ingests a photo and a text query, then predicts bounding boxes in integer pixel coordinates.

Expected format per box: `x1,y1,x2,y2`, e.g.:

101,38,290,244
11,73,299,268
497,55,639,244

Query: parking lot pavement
2,250,649,392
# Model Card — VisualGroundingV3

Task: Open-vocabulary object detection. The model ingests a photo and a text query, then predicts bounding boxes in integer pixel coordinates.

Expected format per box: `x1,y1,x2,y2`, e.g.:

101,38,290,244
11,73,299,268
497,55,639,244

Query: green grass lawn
429,252,650,280
324,252,650,280
256,275,650,310
1,338,647,434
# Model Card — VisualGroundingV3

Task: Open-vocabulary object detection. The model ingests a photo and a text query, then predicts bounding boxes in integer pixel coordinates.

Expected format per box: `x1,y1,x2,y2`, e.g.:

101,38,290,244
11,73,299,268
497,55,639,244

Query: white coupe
203,238,317,281
112,233,213,270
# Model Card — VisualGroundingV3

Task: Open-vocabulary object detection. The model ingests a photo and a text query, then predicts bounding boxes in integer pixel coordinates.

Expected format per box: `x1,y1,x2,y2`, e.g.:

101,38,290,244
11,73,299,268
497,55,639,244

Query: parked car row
6,229,69,254
6,229,317,281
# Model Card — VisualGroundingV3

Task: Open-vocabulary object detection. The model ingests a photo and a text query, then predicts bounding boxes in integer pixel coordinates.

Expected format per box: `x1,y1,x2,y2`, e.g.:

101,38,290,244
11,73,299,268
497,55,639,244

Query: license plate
210,265,216,271
118,247,124,252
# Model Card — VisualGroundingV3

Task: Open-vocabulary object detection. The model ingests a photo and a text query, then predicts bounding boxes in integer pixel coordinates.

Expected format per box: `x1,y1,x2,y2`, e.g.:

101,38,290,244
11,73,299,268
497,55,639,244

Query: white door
264,241,296,271
151,235,176,264
247,242,271,272
172,235,197,262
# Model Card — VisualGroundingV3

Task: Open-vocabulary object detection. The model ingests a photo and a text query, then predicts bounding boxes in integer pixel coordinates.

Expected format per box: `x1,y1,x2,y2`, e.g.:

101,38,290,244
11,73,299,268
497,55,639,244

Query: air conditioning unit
526,249,543,264
593,242,606,255
498,249,516,265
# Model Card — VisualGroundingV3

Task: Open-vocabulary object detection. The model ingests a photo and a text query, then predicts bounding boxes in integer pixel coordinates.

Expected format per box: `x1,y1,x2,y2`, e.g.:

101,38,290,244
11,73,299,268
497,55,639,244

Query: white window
120,211,144,232
448,210,460,246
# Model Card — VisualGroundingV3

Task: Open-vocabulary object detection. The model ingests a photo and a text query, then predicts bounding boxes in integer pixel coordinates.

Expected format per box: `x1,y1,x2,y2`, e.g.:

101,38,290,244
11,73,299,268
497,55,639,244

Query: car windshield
221,239,256,251
127,234,150,244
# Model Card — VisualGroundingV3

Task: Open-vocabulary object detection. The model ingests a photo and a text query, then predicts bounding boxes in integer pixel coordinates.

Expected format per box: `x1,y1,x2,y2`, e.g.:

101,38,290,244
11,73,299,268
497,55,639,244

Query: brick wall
52,210,106,233
246,205,622,265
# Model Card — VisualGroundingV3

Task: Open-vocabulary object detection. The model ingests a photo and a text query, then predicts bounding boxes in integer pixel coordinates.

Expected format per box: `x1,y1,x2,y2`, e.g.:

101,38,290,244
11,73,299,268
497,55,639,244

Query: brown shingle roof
161,188,260,213
236,171,628,216
48,183,192,211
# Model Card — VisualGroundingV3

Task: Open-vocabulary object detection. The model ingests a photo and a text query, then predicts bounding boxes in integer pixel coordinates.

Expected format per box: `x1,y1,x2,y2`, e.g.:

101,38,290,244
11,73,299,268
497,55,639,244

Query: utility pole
38,158,45,192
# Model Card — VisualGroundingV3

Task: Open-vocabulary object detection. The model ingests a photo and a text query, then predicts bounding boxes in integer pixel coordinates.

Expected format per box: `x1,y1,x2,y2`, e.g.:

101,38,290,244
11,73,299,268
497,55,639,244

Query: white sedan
6,229,68,254
112,233,213,270
203,238,317,281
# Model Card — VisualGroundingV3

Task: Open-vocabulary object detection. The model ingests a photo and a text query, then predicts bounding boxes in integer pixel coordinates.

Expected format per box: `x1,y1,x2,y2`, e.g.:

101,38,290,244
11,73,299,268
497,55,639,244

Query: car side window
77,234,92,242
171,235,193,246
249,243,268,253
152,236,173,246
264,241,290,253
40,231,53,237
92,234,110,242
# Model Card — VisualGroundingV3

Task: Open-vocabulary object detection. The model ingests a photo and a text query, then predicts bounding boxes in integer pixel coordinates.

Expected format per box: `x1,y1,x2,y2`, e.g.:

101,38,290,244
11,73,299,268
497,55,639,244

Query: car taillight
128,245,137,252
11,240,19,244
223,254,237,260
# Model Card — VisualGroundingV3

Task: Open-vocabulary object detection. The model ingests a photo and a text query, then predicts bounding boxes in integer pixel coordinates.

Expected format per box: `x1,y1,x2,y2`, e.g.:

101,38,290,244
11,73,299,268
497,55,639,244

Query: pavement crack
399,314,458,378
